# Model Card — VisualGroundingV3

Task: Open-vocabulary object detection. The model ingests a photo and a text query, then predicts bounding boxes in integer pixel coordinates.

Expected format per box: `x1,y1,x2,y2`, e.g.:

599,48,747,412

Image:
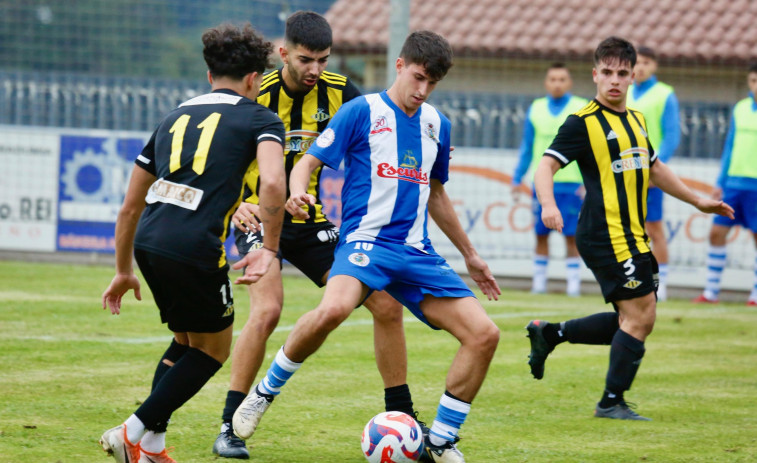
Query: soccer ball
361,411,424,462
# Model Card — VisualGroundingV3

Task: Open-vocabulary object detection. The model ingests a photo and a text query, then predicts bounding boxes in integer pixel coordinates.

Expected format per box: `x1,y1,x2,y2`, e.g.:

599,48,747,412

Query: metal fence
0,71,733,158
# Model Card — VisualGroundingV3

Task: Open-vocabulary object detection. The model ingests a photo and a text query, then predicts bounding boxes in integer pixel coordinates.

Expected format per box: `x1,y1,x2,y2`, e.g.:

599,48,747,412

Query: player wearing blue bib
233,31,501,463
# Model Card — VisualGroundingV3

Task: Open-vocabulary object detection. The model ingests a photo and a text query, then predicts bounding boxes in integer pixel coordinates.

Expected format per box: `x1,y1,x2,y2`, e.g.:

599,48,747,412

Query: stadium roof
325,0,757,65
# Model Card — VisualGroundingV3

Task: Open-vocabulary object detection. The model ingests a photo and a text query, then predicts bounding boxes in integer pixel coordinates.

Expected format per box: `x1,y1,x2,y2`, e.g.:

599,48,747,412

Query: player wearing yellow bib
628,46,680,301
694,63,757,305
513,63,588,296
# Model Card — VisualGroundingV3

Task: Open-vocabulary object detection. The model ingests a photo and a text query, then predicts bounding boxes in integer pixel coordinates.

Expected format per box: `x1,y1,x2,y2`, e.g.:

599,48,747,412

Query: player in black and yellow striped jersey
213,12,416,460
526,37,733,422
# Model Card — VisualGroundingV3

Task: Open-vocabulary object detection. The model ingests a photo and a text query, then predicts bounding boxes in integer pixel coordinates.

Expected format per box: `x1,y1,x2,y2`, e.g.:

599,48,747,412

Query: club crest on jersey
348,252,370,267
424,123,438,142
311,108,331,122
316,128,335,148
370,116,392,135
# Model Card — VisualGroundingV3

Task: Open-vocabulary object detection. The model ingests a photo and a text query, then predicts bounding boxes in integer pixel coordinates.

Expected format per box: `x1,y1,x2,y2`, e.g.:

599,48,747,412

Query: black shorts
235,221,339,287
588,252,659,304
134,249,235,333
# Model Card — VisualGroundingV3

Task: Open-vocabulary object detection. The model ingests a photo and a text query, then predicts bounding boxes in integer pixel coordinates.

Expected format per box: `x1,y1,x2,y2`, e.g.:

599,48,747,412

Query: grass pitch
0,259,756,462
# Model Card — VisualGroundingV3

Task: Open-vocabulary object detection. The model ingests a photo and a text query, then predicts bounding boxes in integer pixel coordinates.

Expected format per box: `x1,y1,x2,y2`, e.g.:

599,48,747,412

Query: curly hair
202,23,273,80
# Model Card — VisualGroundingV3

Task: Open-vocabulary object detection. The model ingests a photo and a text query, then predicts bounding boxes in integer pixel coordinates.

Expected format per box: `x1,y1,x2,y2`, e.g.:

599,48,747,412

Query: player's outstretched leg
526,320,555,379
232,386,274,440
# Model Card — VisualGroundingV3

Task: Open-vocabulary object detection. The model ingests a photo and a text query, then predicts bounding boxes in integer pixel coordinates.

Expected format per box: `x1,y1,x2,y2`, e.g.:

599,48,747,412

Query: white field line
8,310,568,344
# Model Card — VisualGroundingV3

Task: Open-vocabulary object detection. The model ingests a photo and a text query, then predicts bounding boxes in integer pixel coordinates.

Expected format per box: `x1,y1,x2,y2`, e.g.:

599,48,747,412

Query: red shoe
747,300,757,307
691,294,718,304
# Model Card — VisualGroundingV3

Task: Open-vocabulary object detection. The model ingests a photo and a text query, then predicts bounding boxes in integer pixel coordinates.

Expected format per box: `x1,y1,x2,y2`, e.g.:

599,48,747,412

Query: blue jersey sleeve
716,113,736,188
657,92,681,163
513,106,535,186
308,97,367,169
430,112,452,184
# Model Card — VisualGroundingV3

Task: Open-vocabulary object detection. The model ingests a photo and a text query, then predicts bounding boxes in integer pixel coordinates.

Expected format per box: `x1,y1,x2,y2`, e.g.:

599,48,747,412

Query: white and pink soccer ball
361,411,425,462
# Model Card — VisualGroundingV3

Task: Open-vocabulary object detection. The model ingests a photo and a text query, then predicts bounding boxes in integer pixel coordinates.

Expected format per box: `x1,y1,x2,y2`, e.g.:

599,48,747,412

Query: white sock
140,431,166,454
750,257,757,302
532,255,548,293
704,245,727,301
124,414,146,444
565,257,581,296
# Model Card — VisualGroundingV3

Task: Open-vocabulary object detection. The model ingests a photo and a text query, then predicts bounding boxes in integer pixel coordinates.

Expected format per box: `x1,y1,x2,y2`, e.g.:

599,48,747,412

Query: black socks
384,384,415,417
599,329,645,408
564,312,619,345
222,390,248,423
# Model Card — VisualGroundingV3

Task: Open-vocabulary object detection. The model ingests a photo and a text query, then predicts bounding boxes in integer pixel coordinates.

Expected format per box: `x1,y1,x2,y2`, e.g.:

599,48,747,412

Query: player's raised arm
102,164,153,314
285,153,323,220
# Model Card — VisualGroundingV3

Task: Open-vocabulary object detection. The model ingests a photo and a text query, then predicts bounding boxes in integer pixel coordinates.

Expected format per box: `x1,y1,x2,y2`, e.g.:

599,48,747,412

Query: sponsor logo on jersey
348,252,370,267
377,163,429,184
611,149,649,173
145,178,203,210
222,305,234,317
370,116,392,134
623,278,642,289
311,108,331,122
316,128,335,148
606,130,618,141
286,130,320,153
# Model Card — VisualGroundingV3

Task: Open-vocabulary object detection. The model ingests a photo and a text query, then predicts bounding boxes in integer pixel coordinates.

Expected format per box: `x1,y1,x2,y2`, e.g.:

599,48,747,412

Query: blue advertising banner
57,134,146,252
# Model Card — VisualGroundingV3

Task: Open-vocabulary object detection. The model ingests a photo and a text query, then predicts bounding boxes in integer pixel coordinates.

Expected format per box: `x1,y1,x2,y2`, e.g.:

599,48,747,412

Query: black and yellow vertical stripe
243,68,359,224
578,102,653,263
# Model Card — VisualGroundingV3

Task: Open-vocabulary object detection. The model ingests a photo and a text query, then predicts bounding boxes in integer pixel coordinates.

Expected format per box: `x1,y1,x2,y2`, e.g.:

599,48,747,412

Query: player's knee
365,299,403,324
246,303,283,336
468,321,500,354
314,303,352,332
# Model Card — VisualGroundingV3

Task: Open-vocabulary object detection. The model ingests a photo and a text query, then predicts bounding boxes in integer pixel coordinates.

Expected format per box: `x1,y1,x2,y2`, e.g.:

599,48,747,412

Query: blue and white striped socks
429,392,470,445
258,347,302,396
532,255,549,294
750,256,757,303
566,257,581,296
703,245,726,301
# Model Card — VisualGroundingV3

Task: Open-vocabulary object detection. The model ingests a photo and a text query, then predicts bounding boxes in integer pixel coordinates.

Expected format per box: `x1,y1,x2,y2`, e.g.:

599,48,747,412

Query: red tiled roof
325,0,757,64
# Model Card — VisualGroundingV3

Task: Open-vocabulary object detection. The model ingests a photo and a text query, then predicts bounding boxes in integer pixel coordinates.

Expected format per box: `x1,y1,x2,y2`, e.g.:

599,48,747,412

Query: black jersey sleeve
544,115,591,167
342,77,362,103
136,130,157,176
253,108,286,148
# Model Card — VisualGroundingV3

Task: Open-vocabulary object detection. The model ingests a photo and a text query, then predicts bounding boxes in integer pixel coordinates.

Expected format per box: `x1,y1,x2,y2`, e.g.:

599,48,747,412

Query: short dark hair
548,62,568,72
594,36,637,68
285,11,332,51
748,62,757,74
637,46,657,61
399,30,453,81
202,23,273,79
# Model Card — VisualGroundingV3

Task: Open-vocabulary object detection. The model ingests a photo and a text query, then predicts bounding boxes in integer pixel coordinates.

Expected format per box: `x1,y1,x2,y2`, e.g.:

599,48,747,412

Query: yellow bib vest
728,97,757,179
529,95,588,183
627,81,674,151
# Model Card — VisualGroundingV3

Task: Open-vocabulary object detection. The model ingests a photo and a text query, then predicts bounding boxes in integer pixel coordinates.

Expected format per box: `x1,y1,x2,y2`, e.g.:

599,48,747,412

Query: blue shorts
713,187,757,232
329,240,475,329
533,189,582,237
646,187,664,223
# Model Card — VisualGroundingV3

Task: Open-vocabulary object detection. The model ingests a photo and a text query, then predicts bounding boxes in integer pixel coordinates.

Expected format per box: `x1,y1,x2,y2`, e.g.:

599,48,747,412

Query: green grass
1,259,756,462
